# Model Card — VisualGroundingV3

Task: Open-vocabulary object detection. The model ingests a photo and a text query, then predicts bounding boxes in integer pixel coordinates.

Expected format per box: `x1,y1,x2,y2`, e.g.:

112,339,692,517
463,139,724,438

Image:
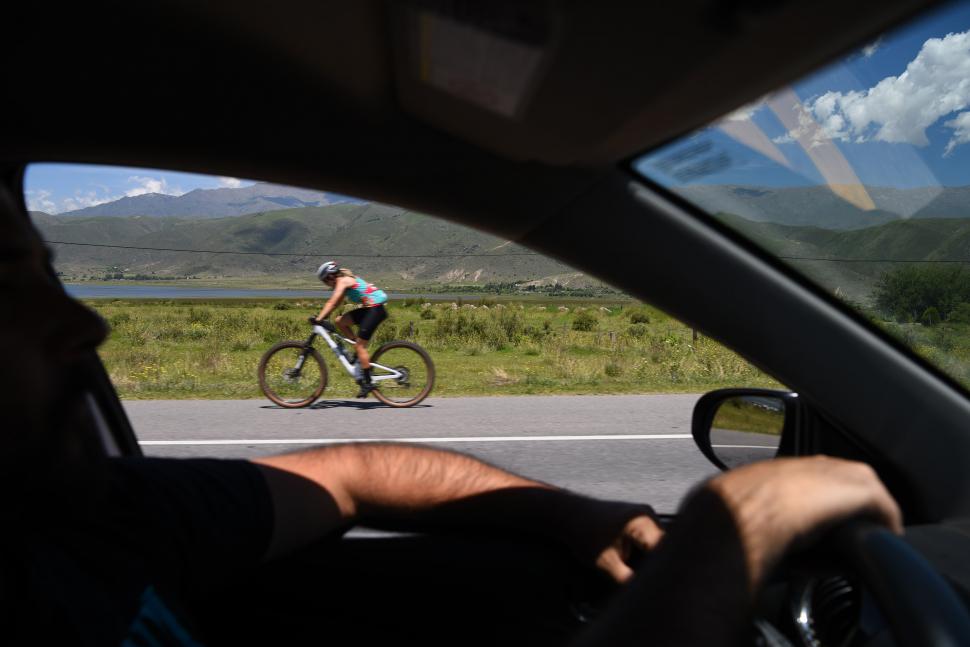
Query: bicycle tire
369,341,435,408
258,341,328,408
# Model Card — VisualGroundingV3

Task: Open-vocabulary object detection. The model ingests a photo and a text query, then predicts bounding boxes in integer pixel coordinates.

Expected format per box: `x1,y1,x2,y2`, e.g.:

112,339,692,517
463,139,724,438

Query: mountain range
55,182,360,219
719,213,970,302
31,181,970,296
676,184,970,230
32,203,584,287
47,181,970,229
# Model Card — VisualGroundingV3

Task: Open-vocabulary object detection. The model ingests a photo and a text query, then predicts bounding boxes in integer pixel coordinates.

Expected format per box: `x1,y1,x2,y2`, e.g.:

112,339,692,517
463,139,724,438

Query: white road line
712,444,777,450
139,433,693,446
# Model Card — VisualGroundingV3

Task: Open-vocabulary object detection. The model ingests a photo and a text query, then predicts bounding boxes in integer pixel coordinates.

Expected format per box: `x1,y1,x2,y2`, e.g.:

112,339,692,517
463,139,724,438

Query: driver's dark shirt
10,458,273,646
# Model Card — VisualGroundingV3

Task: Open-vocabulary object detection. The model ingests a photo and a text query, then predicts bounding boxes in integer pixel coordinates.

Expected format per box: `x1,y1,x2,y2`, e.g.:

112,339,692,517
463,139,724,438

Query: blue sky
637,1,970,188
24,164,258,214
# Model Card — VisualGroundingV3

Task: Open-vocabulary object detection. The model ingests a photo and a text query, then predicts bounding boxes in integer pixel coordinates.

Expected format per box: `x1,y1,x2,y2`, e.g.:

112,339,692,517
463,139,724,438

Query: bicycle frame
306,324,405,383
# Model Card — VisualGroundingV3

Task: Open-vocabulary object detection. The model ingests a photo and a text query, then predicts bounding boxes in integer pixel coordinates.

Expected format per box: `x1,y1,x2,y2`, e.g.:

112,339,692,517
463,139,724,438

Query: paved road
127,394,728,512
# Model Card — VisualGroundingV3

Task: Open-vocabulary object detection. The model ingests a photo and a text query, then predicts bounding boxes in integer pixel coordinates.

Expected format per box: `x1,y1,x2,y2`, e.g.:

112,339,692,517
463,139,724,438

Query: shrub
949,302,970,324
108,312,131,328
604,361,623,377
273,302,292,310
875,265,970,323
420,308,436,320
431,308,524,350
572,311,597,331
630,311,651,324
188,307,212,324
627,323,648,339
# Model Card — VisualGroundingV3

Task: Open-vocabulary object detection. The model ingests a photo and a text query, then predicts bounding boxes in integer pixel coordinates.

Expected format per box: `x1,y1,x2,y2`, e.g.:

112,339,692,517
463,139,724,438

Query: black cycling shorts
347,305,388,340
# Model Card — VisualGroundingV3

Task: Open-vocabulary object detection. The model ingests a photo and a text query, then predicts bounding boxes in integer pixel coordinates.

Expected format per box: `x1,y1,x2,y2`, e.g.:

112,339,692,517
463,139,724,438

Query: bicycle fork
289,333,318,375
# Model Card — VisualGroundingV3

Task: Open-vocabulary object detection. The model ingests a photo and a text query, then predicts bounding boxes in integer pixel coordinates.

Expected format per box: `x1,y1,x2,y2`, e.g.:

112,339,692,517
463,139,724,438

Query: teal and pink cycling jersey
345,276,388,307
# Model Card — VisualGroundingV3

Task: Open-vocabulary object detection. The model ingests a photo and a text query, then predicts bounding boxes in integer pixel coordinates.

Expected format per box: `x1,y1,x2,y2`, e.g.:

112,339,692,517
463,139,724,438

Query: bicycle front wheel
258,341,327,408
369,341,435,408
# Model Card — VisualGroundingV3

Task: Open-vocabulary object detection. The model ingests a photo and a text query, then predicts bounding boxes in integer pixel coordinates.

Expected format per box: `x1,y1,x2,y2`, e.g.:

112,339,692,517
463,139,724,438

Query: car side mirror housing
692,388,800,471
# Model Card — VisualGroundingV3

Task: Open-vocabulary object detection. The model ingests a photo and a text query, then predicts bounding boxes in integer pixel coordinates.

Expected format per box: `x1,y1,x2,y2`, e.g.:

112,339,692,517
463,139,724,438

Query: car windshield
634,1,970,391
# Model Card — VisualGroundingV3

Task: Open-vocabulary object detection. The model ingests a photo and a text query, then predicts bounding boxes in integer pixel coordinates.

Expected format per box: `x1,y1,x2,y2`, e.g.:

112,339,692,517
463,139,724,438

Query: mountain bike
258,317,435,408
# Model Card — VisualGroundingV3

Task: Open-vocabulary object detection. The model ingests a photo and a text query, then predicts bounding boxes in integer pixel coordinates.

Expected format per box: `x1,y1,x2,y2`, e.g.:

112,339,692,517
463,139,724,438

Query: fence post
609,331,616,348
692,328,698,343
409,321,415,338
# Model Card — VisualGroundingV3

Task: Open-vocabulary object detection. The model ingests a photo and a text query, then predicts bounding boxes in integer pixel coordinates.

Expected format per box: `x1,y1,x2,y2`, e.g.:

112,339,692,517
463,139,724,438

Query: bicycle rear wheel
258,341,327,408
369,341,435,408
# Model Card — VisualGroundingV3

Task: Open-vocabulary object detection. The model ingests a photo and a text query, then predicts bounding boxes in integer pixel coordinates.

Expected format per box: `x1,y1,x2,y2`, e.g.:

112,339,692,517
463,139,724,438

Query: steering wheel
797,521,970,646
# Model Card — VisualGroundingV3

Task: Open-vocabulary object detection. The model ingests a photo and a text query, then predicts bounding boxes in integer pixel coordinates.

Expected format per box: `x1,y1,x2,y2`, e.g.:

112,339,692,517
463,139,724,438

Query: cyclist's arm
316,276,353,320
251,443,662,581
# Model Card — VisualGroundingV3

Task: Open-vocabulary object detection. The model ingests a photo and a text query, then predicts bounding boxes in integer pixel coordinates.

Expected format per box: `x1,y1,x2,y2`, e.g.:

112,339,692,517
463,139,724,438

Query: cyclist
314,261,388,397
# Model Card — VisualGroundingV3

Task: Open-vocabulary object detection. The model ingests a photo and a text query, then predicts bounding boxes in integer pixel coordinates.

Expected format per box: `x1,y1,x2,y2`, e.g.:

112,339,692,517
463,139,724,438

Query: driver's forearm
255,443,632,550
333,442,550,519
333,444,652,560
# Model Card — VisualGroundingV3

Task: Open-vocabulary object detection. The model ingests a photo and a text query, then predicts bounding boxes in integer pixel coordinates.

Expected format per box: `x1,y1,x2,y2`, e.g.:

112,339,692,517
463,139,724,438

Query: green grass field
711,398,784,435
879,319,970,387
86,298,780,399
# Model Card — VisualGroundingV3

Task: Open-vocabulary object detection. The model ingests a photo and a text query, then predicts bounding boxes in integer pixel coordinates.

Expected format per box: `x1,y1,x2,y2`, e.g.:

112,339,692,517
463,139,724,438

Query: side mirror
692,388,800,470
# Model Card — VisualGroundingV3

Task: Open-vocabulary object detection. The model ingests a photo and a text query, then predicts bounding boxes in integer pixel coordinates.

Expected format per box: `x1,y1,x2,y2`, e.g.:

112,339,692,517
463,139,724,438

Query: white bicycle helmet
316,261,339,281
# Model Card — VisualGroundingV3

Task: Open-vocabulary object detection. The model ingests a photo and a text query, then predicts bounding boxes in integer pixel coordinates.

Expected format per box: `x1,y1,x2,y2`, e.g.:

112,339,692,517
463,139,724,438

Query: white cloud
27,189,57,213
944,111,970,155
217,176,243,188
38,175,185,213
861,38,882,58
26,189,57,213
802,29,970,153
125,175,184,197
723,98,767,122
61,191,114,212
770,98,842,148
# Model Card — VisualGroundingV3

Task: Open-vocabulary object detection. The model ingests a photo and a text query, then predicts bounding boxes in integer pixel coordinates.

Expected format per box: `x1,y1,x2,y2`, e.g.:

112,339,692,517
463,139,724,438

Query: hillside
720,213,970,303
33,203,587,288
677,185,970,230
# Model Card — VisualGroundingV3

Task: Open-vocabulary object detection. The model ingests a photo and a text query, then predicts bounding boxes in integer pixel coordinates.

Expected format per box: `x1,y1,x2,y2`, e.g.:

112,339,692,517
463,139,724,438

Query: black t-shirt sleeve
106,457,274,595
14,458,275,645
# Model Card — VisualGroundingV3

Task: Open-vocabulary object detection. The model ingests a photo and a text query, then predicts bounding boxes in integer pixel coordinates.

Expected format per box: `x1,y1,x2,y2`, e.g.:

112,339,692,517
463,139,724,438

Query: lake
65,284,468,300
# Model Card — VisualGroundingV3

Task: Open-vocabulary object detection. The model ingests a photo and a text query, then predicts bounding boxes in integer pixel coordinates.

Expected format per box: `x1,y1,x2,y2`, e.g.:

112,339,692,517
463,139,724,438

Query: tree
874,265,970,325
921,307,941,327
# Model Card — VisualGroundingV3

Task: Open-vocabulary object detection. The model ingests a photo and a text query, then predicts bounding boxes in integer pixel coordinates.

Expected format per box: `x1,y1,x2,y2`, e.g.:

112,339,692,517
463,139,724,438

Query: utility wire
45,240,970,264
780,256,970,263
44,240,540,258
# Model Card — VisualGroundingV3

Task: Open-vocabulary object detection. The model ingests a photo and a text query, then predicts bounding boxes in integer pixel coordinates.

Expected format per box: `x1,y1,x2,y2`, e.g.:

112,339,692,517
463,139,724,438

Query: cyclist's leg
356,338,371,369
354,306,387,371
335,312,357,341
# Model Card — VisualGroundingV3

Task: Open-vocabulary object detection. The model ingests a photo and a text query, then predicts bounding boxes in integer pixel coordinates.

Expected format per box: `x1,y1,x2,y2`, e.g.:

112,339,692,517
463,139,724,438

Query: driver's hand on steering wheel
707,456,902,589
594,513,665,583
564,501,665,584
